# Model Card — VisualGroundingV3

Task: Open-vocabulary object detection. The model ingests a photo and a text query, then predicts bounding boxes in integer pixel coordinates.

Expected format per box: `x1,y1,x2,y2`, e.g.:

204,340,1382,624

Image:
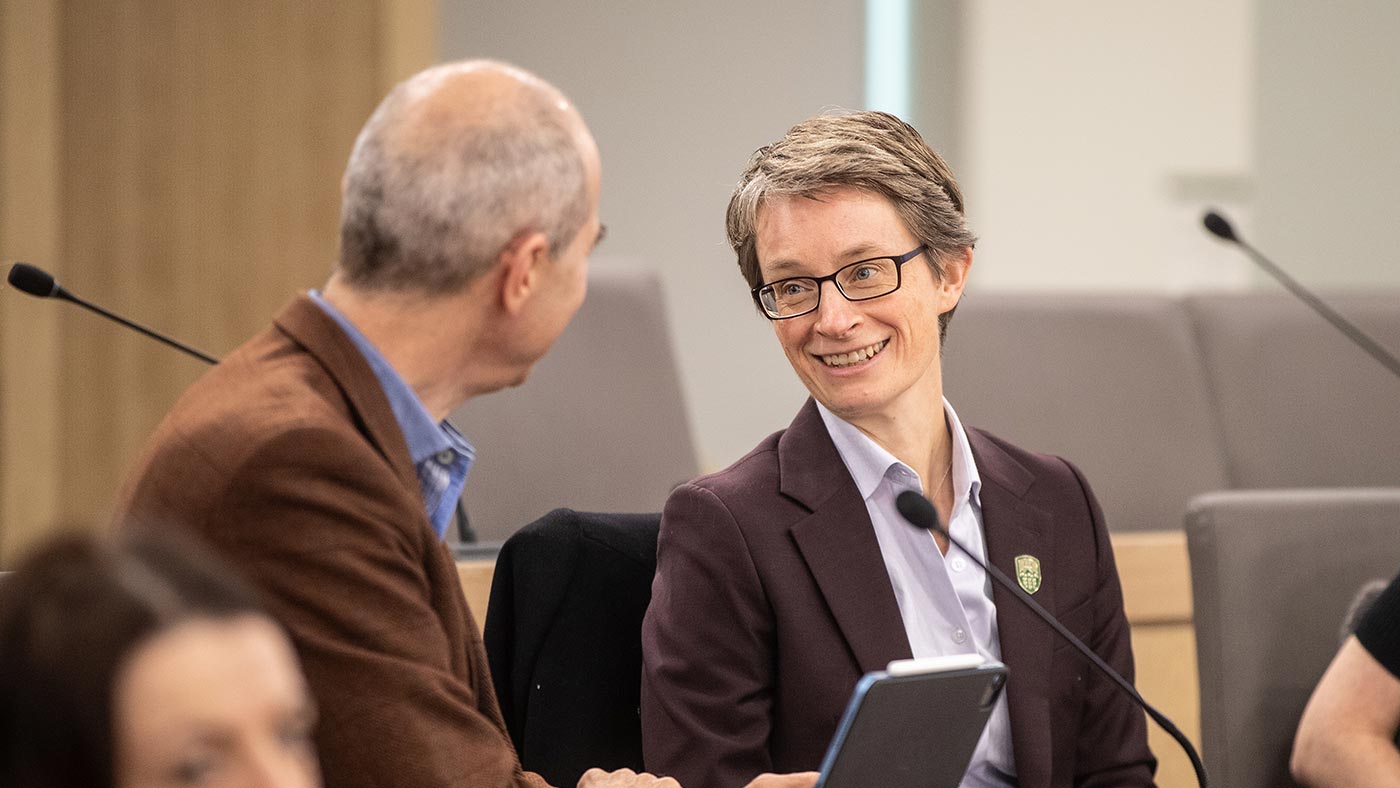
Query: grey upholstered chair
448,269,699,543
1186,488,1400,788
1186,292,1400,489
942,293,1229,532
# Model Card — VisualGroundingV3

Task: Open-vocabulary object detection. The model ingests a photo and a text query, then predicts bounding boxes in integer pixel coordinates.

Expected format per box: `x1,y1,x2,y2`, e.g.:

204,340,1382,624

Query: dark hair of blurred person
0,531,321,788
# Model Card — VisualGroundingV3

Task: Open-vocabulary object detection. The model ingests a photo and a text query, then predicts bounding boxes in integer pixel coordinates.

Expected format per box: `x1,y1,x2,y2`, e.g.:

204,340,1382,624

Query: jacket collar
779,399,913,673
272,293,421,497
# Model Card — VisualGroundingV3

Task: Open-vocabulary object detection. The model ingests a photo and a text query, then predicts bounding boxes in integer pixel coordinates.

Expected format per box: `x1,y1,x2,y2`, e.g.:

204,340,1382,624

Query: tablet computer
814,654,1008,788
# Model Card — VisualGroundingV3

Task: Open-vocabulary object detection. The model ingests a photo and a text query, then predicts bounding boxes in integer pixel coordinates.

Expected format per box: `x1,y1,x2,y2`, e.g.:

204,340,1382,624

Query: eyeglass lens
762,258,900,317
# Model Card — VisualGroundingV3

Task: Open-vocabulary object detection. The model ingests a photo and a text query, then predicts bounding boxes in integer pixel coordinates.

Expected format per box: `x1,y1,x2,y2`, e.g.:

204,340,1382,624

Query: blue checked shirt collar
309,290,475,539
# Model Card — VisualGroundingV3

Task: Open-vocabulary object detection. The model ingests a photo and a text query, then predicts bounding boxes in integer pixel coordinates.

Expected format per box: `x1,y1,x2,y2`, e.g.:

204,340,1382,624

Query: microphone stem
941,527,1210,788
60,291,219,365
1238,242,1400,380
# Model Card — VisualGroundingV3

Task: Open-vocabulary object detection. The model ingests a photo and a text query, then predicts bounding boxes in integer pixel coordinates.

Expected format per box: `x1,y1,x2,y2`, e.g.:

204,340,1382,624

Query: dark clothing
1358,570,1400,679
484,509,660,787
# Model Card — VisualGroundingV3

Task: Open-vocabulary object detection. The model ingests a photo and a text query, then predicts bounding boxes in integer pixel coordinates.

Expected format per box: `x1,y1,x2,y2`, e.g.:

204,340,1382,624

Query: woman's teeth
821,340,888,368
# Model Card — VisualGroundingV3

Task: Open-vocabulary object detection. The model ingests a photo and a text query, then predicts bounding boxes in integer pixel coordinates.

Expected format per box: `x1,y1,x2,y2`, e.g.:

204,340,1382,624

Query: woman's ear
936,246,973,312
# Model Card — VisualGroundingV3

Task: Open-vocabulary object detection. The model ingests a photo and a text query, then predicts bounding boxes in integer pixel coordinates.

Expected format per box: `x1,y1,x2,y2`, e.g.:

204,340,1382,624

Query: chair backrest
1186,488,1400,788
449,270,698,542
1185,292,1400,489
482,508,660,787
942,293,1229,531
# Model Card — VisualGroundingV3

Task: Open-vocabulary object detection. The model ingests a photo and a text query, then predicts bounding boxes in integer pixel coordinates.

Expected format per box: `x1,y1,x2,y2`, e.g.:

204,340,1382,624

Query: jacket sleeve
1063,458,1159,788
641,482,777,788
206,426,551,788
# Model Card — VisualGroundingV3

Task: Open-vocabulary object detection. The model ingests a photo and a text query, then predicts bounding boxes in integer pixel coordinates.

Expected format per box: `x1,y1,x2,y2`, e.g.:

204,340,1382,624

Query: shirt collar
816,398,982,509
308,290,470,467
944,398,984,512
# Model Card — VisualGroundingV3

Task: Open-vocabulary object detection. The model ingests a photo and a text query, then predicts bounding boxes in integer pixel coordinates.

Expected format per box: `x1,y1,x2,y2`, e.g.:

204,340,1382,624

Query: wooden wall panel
1,0,436,563
56,0,386,529
0,0,63,562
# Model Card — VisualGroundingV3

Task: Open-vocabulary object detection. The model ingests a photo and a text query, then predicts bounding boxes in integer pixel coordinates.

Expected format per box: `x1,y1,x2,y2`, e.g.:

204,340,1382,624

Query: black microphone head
895,490,944,533
7,262,60,298
1202,211,1238,243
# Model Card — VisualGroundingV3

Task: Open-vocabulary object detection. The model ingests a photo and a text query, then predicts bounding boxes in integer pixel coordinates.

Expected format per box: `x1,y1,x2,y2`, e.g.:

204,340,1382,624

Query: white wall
959,0,1258,293
439,0,1400,472
440,1,864,470
1255,0,1400,288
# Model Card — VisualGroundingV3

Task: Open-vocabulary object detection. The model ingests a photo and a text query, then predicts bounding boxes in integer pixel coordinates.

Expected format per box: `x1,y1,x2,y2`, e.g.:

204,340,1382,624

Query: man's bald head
338,60,594,293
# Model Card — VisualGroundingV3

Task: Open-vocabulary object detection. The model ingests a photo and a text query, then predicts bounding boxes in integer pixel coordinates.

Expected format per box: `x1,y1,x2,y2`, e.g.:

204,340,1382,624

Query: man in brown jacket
115,60,680,788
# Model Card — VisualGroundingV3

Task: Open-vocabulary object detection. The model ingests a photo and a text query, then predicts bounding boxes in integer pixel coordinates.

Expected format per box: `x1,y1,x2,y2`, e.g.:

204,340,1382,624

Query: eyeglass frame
750,245,929,320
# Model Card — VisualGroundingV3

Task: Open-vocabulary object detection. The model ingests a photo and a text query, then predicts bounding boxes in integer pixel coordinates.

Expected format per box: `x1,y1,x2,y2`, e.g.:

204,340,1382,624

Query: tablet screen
815,659,1008,788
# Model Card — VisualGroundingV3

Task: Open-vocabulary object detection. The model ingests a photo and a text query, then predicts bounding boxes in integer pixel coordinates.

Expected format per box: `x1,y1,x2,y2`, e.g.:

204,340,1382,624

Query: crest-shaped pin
1014,554,1042,595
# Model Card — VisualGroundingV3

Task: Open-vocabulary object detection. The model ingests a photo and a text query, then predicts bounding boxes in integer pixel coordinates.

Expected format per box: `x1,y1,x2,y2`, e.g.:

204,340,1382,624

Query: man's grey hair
726,110,975,336
338,63,589,293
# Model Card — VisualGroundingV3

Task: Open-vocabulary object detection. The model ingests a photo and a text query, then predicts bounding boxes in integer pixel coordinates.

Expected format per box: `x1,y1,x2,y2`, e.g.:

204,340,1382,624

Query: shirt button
435,449,455,465
952,628,968,644
951,556,967,572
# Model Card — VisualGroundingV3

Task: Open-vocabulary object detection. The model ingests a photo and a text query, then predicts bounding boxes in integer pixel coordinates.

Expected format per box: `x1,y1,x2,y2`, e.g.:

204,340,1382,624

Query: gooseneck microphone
895,490,1208,788
8,261,484,543
7,262,219,365
1202,210,1400,381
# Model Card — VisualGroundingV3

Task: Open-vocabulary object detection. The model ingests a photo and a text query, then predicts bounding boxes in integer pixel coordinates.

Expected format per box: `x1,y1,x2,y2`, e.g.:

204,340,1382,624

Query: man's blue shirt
310,290,474,539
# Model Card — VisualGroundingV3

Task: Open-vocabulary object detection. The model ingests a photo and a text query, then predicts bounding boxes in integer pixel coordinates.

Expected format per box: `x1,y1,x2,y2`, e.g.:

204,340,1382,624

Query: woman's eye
172,757,216,785
280,720,315,749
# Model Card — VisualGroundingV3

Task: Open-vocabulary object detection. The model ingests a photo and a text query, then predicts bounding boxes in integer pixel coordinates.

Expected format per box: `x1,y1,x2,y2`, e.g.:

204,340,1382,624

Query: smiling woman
641,110,1156,788
0,531,321,788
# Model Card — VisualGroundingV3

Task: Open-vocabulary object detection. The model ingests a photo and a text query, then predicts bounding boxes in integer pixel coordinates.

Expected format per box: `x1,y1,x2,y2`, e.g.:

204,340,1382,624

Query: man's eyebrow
593,223,608,248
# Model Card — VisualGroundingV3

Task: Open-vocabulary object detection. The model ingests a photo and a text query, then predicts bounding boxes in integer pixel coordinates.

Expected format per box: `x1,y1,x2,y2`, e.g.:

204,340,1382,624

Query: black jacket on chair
483,509,661,788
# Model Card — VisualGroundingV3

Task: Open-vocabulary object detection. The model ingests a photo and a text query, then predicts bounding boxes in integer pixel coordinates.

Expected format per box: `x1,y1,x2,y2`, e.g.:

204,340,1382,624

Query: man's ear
936,246,973,312
497,231,552,316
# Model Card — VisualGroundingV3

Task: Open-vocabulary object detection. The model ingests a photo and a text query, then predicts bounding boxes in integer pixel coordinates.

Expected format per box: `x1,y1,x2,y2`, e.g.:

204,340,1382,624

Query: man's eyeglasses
751,246,927,320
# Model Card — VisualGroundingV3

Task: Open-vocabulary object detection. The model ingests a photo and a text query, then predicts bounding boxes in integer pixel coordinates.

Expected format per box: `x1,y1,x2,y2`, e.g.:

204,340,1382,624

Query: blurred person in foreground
112,58,806,788
0,531,319,788
640,111,1156,788
1292,569,1400,787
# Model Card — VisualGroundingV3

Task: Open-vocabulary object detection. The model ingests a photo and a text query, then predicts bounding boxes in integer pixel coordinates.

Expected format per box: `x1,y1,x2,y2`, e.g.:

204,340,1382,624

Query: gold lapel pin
1014,554,1042,595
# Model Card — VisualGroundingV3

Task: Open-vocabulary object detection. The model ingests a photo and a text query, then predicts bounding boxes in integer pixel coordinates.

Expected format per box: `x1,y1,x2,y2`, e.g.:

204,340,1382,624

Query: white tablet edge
885,653,987,676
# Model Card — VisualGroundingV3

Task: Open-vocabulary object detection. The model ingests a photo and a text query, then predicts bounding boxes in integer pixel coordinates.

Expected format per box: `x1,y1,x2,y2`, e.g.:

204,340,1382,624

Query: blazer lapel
781,400,913,674
273,294,420,496
969,429,1056,788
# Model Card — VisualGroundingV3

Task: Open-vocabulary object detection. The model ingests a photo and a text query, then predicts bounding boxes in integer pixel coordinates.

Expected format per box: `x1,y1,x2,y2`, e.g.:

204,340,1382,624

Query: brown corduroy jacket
116,294,549,788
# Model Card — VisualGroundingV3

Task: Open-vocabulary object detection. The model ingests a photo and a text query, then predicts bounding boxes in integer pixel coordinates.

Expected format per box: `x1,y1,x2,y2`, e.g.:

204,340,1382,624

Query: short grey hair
338,63,589,293
726,110,975,335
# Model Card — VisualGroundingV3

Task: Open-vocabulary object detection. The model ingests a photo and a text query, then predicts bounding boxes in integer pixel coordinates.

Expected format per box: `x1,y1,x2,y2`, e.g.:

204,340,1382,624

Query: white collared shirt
817,399,1016,787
